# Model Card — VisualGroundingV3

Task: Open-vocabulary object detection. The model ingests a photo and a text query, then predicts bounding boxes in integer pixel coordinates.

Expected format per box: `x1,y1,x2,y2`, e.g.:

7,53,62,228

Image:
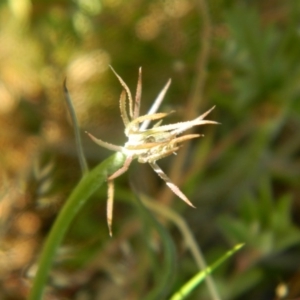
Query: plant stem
141,194,221,300
158,0,212,206
29,152,126,300
63,80,89,175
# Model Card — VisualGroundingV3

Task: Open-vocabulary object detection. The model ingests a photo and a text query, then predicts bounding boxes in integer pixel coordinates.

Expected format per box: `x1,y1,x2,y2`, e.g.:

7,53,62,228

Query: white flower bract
86,67,218,236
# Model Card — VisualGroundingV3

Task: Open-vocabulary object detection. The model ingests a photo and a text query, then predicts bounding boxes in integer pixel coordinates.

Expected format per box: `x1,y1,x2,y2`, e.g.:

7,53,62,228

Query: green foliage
217,178,300,299
1,0,300,299
219,179,300,255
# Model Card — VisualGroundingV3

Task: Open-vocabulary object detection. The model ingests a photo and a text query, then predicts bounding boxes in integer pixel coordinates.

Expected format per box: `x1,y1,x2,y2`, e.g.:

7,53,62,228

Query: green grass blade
29,152,126,300
63,80,89,175
135,195,177,300
170,243,244,300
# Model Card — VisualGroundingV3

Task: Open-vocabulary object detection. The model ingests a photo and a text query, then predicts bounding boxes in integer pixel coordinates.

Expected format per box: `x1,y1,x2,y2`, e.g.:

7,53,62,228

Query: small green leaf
169,244,244,300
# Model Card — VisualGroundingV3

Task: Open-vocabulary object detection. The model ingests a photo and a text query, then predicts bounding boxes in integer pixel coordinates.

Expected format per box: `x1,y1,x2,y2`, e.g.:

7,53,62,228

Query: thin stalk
158,0,212,206
135,194,177,300
63,80,89,175
141,194,221,300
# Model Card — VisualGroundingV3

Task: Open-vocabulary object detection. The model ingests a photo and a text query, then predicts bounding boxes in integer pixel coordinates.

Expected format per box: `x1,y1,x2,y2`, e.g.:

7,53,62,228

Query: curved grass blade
170,243,244,300
140,194,220,300
63,80,89,175
29,152,126,300
134,192,177,300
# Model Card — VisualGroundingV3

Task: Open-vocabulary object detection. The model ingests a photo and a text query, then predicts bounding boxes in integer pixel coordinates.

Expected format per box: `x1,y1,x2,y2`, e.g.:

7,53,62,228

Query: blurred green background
1,0,300,299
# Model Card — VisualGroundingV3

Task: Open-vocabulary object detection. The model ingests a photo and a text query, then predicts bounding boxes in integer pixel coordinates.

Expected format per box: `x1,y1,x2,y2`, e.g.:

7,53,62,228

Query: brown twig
158,0,212,206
